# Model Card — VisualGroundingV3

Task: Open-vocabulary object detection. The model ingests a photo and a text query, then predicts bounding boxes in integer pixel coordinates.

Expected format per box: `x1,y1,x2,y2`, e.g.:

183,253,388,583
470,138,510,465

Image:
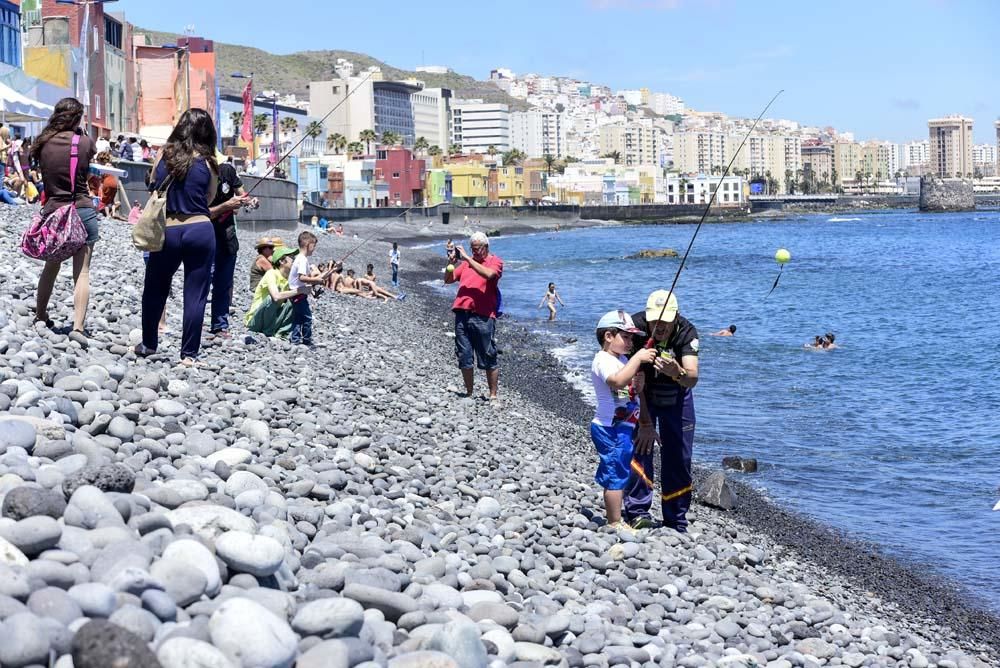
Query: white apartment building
617,90,644,106
451,101,510,153
973,143,997,176
665,174,745,206
928,116,974,178
902,140,930,170
510,109,568,158
647,92,685,116
412,87,452,151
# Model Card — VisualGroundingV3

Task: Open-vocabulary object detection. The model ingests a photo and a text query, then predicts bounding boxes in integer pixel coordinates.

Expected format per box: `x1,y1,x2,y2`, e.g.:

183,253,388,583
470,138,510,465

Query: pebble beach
0,205,997,668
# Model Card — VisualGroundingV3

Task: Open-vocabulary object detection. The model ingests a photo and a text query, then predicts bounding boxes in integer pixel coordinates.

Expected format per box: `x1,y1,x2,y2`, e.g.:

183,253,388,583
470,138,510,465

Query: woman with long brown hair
32,97,99,346
136,108,219,366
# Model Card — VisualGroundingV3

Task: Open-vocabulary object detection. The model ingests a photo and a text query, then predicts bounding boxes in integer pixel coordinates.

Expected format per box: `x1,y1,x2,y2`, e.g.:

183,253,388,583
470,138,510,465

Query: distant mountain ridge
135,27,527,110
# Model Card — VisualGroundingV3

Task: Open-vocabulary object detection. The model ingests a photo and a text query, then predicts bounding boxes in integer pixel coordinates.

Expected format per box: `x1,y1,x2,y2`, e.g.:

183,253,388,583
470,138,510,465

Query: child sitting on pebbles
590,310,656,529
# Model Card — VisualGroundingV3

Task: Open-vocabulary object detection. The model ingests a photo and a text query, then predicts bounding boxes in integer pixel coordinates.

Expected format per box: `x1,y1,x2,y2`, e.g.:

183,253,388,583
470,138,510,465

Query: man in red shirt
444,232,504,399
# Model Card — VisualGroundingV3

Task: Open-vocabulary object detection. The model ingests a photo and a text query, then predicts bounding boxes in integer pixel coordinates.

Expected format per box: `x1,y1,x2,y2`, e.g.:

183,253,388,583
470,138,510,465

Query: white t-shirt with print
591,350,631,427
289,253,311,294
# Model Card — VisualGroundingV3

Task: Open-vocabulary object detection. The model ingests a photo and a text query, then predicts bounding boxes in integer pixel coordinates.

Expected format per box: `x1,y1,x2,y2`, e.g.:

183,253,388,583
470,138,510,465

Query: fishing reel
242,198,261,212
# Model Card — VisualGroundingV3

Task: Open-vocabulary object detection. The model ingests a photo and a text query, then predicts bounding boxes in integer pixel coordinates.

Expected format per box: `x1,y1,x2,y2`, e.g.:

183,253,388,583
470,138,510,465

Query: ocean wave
409,241,444,250
551,342,596,405
827,217,862,222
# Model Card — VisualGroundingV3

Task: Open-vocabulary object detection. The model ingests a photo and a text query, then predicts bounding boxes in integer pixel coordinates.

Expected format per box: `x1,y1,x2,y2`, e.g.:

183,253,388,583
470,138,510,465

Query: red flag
240,79,253,143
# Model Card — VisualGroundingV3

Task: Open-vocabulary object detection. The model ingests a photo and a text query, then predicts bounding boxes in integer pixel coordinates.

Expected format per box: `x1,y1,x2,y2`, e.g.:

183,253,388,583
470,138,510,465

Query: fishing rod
647,89,784,337
242,69,377,197
335,205,421,265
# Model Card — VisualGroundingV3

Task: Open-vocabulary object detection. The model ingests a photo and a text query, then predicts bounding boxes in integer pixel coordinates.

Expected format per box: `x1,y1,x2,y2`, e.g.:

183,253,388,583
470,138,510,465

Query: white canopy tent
0,81,54,123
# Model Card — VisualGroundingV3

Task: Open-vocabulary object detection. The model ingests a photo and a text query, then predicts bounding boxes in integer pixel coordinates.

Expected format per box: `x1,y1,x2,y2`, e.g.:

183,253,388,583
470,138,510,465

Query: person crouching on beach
591,310,657,529
245,245,299,338
250,237,279,292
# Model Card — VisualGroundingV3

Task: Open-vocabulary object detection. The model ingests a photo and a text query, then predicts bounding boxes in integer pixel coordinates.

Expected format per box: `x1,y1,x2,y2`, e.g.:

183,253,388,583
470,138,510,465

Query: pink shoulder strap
69,134,80,191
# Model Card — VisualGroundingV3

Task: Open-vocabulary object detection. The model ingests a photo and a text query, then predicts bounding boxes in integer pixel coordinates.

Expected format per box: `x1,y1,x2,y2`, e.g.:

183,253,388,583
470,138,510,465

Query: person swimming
712,325,736,337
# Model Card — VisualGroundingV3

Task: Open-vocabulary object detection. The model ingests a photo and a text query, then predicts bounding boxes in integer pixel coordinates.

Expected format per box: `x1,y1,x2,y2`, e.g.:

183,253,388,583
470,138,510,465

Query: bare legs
35,244,93,332
604,489,623,524
461,368,499,399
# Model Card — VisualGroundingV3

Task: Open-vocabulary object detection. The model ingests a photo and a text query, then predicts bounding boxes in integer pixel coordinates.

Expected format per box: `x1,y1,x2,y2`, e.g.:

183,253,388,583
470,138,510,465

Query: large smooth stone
209,597,297,668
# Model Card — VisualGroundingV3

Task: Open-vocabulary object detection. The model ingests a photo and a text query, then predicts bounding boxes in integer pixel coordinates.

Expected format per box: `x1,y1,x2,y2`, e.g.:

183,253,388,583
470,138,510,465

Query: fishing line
764,264,783,299
647,89,784,339
242,70,377,197
335,206,422,265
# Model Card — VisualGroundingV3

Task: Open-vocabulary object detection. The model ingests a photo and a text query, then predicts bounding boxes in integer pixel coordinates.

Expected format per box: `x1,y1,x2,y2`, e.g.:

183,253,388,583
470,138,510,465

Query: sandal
33,316,54,328
133,343,156,357
179,357,206,368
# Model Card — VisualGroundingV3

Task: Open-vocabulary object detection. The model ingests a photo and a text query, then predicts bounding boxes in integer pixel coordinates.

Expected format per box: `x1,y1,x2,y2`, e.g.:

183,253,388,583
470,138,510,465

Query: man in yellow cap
207,151,257,339
626,290,700,532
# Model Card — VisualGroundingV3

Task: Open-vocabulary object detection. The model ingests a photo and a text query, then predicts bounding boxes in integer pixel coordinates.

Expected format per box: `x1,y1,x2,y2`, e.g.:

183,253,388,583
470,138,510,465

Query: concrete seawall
301,202,750,226
118,160,299,231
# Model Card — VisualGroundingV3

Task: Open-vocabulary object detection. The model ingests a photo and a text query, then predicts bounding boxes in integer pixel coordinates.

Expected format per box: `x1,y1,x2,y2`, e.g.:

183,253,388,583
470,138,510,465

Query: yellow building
833,141,863,187
448,165,490,206
495,166,525,206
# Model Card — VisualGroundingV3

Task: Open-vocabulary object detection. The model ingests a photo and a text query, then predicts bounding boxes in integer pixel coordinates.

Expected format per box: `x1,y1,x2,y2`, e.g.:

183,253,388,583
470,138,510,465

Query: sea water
475,209,1000,610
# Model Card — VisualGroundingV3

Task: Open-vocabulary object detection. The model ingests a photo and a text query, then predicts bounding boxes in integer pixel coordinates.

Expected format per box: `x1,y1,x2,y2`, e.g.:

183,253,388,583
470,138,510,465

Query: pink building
375,146,426,207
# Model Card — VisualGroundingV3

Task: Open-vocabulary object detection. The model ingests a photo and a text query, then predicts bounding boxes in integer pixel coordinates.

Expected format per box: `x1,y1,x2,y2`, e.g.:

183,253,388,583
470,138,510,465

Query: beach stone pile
0,204,994,667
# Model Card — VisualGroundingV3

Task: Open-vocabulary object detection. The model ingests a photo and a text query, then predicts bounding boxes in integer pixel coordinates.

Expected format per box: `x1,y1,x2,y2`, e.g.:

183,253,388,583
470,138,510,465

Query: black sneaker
630,516,656,530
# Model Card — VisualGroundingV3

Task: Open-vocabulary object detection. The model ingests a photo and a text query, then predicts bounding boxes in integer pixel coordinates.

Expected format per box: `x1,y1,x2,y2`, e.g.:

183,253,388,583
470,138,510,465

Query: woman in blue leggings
135,108,219,366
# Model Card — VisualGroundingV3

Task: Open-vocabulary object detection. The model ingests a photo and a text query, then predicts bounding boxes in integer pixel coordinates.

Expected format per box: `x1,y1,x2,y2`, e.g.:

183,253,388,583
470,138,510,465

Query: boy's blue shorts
590,421,634,491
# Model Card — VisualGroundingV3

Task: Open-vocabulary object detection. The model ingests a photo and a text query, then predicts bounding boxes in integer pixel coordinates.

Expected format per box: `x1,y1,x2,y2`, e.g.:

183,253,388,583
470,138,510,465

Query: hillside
135,28,528,110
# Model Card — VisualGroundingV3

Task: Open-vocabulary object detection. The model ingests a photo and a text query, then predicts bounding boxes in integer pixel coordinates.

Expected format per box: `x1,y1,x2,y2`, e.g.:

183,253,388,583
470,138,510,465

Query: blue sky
118,0,999,144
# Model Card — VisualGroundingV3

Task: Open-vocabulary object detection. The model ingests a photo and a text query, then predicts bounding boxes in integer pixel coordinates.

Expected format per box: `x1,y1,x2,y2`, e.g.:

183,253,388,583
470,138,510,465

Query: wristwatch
673,369,687,381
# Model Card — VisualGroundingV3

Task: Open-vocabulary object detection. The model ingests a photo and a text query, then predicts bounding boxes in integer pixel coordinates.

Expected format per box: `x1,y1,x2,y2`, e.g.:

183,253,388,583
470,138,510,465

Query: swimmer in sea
805,335,824,350
711,325,737,337
538,282,565,321
822,332,838,349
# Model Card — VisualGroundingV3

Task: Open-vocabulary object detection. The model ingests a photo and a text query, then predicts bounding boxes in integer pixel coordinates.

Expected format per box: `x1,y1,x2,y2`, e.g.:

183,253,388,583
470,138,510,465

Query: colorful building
0,0,22,68
449,164,490,206
375,146,425,206
494,165,524,206
424,169,452,206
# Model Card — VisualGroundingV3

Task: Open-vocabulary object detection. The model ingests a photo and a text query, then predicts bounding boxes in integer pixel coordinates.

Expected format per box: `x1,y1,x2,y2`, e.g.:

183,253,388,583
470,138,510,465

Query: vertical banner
240,79,253,143
271,101,279,166
215,82,221,149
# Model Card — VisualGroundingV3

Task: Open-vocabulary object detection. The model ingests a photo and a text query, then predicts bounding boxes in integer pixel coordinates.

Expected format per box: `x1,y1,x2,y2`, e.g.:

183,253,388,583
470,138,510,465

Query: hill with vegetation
135,28,528,110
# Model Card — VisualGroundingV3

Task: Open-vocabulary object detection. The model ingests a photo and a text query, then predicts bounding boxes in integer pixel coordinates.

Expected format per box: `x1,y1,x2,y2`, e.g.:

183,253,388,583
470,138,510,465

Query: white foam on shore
551,341,596,405
828,217,862,222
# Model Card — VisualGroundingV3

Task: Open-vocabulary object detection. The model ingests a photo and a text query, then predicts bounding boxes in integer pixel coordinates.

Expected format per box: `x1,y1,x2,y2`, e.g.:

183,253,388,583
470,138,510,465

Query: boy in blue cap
590,310,657,528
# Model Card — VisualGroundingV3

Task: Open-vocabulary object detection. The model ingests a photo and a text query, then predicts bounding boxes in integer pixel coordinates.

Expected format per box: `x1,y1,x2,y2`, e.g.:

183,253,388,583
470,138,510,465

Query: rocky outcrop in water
919,177,975,212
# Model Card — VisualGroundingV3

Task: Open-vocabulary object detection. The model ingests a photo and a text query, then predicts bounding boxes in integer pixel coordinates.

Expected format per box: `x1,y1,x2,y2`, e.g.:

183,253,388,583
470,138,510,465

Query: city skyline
117,0,999,144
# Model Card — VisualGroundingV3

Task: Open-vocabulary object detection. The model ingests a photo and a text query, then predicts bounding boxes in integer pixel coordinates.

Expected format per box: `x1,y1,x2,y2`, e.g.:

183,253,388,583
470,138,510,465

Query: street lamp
55,0,118,138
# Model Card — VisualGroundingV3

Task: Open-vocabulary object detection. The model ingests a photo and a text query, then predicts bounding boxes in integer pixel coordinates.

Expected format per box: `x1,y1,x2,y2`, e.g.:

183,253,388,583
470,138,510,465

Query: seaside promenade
0,204,996,667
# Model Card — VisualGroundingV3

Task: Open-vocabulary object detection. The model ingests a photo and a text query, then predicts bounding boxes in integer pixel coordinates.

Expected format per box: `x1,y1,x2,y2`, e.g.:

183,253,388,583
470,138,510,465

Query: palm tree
502,148,526,166
543,153,557,178
280,117,298,136
679,177,689,204
327,132,346,154
380,130,401,146
487,145,497,158
359,130,377,155
305,121,323,139
229,111,244,138
346,141,363,157
253,114,270,137
428,145,442,157
600,151,621,163
414,136,429,155
448,143,462,156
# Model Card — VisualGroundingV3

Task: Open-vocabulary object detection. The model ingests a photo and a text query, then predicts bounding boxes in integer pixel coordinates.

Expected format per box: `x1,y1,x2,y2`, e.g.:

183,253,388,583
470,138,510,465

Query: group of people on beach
24,98,406,364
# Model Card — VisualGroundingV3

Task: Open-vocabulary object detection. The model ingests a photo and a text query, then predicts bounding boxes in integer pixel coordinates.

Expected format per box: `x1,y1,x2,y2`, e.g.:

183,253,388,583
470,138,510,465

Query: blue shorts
79,206,100,245
454,310,498,370
590,422,634,491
